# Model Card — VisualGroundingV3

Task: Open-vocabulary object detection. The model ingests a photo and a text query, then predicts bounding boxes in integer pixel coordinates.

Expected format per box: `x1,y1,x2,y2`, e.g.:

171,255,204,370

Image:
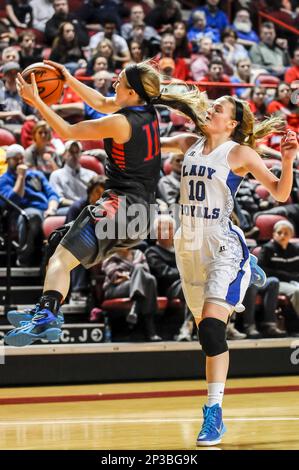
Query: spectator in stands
5,0,33,29
157,152,183,206
121,4,158,43
146,214,188,333
231,9,259,47
190,35,213,81
1,46,20,65
25,120,61,176
188,0,229,39
30,0,54,33
155,33,190,80
86,54,109,77
187,10,218,48
0,18,18,50
265,0,299,50
102,247,162,342
221,27,249,68
66,174,106,223
231,58,254,99
0,61,33,124
173,21,191,59
211,43,234,75
258,220,299,323
128,40,146,65
78,0,122,33
249,21,290,77
240,277,286,338
247,85,267,121
145,0,182,33
267,82,299,132
45,0,89,48
159,57,175,77
89,15,131,66
49,140,97,214
49,21,86,75
18,31,42,70
201,57,232,100
66,174,107,302
92,39,116,73
285,46,299,84
0,143,59,266
129,22,160,58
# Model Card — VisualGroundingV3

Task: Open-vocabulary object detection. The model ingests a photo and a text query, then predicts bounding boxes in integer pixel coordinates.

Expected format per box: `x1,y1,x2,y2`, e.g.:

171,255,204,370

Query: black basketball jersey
104,105,161,198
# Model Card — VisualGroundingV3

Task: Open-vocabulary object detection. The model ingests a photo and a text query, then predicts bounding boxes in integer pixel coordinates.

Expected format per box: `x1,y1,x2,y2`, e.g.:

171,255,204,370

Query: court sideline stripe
0,384,299,406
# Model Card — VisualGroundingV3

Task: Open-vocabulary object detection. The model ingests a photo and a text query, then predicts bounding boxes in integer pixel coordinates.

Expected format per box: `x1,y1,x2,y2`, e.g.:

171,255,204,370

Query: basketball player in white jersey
161,95,298,446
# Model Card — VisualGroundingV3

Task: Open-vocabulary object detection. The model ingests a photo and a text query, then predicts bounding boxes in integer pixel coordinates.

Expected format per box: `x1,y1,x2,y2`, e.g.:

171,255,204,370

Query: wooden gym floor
0,376,299,450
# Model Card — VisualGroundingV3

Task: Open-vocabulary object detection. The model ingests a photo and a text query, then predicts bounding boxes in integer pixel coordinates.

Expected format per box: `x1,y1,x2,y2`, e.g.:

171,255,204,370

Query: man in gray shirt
49,140,97,213
249,22,290,77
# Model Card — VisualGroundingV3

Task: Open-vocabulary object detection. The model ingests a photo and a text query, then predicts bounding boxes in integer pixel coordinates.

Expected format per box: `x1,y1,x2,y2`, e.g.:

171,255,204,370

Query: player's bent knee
198,317,228,357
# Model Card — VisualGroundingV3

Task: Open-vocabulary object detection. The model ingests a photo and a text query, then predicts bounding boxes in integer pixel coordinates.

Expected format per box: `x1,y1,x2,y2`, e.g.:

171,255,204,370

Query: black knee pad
198,318,228,357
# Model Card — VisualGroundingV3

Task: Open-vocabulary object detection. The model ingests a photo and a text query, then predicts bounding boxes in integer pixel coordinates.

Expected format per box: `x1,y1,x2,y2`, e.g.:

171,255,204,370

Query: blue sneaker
249,254,266,287
7,305,64,328
196,404,226,446
4,309,62,347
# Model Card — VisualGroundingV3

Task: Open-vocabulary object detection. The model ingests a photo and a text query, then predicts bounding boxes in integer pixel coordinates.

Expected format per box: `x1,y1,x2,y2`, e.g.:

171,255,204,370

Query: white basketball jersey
180,137,242,230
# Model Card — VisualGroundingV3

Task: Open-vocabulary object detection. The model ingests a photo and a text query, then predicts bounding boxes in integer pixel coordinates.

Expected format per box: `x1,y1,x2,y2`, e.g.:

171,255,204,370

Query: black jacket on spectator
78,0,124,32
157,172,180,206
258,240,299,283
145,245,179,294
45,14,89,47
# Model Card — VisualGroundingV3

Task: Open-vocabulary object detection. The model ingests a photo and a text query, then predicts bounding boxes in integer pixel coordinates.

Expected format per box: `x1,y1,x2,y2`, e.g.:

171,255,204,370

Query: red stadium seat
163,158,172,175
255,185,270,200
100,296,168,314
257,74,280,86
262,159,281,169
42,216,66,239
79,155,104,175
81,139,104,151
254,214,288,242
0,129,16,146
74,67,87,78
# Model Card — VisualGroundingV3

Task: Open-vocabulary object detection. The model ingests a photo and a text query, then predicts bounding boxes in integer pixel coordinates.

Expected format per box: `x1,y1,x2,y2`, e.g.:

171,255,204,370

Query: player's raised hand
281,130,298,162
43,60,70,81
16,72,40,106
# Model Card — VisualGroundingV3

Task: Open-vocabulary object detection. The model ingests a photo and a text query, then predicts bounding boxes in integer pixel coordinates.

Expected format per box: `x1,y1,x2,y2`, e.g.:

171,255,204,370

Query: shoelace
200,407,219,434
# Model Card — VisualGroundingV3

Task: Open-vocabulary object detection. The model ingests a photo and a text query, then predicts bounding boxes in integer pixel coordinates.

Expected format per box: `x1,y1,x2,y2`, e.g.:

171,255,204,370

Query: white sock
207,382,225,408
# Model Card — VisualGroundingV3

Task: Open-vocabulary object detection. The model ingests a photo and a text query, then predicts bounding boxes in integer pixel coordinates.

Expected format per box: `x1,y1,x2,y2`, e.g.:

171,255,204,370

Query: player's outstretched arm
238,130,298,203
16,72,130,142
161,133,198,154
44,60,120,114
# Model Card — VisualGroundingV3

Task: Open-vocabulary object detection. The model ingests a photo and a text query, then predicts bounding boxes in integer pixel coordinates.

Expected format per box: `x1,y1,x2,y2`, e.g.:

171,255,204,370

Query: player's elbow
60,123,74,140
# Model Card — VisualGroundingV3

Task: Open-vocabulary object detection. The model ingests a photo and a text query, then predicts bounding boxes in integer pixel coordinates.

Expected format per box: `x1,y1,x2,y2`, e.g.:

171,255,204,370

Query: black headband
125,64,150,103
235,99,244,126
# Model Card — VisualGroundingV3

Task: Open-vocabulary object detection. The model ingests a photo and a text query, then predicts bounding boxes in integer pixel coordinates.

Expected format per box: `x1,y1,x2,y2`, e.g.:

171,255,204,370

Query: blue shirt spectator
188,1,229,37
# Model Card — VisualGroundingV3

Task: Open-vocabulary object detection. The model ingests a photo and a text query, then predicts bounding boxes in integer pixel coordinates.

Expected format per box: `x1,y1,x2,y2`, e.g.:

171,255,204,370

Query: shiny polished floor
0,376,299,450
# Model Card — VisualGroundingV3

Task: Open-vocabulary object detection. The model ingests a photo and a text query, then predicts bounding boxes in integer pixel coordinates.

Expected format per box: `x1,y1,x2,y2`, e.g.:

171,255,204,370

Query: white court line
0,417,299,426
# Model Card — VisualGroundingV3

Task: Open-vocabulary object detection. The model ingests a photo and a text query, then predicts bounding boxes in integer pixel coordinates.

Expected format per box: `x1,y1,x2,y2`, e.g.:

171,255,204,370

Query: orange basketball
21,62,65,105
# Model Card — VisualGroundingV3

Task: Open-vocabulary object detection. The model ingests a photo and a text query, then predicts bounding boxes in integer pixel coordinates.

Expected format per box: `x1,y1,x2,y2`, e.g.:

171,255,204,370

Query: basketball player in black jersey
5,60,207,346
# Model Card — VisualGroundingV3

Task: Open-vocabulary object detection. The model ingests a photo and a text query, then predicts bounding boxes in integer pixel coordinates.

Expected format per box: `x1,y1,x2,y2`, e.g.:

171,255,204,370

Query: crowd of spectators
0,0,299,340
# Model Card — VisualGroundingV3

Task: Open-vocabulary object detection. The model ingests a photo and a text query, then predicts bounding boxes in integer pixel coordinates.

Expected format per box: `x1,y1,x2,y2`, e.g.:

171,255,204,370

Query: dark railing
258,10,299,36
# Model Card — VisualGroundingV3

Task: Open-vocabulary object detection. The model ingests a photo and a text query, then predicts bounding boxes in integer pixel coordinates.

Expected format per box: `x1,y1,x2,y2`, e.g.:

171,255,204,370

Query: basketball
21,62,65,105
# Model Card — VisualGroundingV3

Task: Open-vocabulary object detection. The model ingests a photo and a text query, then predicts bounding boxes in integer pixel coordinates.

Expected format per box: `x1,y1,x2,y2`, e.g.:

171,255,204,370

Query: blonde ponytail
225,96,285,151
134,60,209,132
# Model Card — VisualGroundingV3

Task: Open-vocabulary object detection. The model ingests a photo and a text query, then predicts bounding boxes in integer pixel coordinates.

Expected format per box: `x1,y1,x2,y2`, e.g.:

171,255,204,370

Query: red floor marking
0,384,299,406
